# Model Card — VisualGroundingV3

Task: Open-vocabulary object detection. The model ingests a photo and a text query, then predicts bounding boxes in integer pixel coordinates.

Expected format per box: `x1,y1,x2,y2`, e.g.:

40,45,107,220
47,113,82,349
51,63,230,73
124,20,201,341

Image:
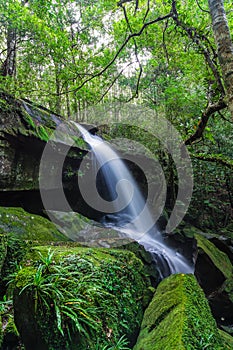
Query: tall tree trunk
208,0,233,118
1,27,17,76
65,84,71,119
54,63,61,115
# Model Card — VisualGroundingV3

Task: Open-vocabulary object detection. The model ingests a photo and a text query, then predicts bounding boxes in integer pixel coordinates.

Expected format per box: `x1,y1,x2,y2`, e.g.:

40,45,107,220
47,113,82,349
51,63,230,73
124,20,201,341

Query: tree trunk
54,63,61,114
208,0,233,118
1,27,17,76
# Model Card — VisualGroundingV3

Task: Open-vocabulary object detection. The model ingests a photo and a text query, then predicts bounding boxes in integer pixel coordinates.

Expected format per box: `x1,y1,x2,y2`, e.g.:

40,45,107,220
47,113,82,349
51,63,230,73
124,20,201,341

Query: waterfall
75,123,194,278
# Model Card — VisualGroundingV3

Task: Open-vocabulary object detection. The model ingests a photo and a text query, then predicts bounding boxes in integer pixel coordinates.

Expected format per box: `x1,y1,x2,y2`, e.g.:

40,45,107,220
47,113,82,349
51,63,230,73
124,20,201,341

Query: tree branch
162,19,170,64
66,11,173,95
185,99,227,145
96,62,132,103
143,0,150,23
191,153,233,168
172,1,225,97
120,2,143,100
195,0,210,14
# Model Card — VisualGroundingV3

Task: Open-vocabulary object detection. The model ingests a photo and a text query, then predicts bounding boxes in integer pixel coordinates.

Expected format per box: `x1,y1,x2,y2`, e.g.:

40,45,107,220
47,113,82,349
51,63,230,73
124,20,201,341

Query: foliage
12,246,150,349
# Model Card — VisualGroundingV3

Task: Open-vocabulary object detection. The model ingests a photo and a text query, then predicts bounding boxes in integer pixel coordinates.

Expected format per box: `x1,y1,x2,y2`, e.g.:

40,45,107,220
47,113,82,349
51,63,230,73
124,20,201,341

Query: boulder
133,273,225,350
0,206,68,297
194,233,233,326
0,207,68,242
0,92,102,219
12,245,151,350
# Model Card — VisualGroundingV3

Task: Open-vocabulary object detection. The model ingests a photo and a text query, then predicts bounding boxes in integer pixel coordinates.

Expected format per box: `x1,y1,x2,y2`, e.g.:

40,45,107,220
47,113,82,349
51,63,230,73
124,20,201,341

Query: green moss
0,234,29,292
15,266,36,289
13,246,151,350
21,106,52,141
224,278,233,303
21,109,36,129
0,207,68,242
0,207,68,296
194,233,233,279
134,274,224,350
0,299,21,349
0,234,7,273
219,329,233,349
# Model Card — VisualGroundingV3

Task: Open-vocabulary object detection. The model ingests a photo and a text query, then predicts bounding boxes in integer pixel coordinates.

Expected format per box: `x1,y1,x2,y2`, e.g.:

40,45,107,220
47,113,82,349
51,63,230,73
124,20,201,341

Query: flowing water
75,123,194,278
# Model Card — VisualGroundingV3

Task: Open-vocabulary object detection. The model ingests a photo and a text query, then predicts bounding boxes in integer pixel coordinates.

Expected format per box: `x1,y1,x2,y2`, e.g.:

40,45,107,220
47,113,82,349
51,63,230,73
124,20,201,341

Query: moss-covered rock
0,207,68,242
0,207,69,298
133,274,224,350
0,92,89,193
195,233,233,280
13,245,151,350
219,329,233,349
194,233,233,327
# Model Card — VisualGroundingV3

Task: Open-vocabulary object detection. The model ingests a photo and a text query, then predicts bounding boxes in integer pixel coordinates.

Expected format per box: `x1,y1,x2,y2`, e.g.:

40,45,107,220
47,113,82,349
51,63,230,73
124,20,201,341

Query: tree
208,0,233,119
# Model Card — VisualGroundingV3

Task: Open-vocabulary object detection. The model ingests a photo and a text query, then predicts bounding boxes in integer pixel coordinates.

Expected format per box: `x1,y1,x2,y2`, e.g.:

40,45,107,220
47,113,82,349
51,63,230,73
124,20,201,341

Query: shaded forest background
0,0,233,231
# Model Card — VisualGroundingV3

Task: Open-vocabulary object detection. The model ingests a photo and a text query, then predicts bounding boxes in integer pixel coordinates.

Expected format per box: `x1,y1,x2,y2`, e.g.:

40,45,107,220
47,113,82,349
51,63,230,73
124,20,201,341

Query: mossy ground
133,274,225,350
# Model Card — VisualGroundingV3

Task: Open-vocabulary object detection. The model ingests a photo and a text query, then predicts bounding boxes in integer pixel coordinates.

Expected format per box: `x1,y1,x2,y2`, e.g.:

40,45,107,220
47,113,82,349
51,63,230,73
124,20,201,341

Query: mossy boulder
219,329,233,349
13,245,151,350
194,233,233,280
194,233,233,326
0,207,68,242
133,273,225,350
0,91,89,198
0,207,68,297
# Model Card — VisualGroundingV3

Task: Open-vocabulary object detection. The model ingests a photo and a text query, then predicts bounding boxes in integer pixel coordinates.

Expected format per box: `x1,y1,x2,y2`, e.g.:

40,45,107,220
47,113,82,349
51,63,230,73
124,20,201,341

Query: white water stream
76,124,194,278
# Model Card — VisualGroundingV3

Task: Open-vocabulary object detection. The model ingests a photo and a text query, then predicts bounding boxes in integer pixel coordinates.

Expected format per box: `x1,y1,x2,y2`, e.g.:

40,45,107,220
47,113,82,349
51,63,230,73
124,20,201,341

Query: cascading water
75,123,194,278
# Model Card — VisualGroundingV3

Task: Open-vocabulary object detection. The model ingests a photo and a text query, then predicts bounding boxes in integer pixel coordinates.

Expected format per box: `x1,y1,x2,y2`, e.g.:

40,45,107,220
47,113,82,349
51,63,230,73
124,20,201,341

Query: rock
219,329,233,349
0,206,69,297
133,273,224,350
0,207,68,242
0,92,101,219
120,241,159,284
194,233,233,327
12,245,151,349
194,233,232,281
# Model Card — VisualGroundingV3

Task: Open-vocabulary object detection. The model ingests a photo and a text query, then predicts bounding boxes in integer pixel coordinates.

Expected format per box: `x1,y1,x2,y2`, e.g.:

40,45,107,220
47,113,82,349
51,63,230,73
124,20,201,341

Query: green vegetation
11,246,150,349
194,233,233,280
133,274,225,350
0,0,233,349
0,207,68,242
0,0,232,231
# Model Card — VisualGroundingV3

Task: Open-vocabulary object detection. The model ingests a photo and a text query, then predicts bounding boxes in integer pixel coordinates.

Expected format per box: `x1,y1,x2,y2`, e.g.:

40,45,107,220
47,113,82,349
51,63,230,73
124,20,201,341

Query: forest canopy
0,0,233,169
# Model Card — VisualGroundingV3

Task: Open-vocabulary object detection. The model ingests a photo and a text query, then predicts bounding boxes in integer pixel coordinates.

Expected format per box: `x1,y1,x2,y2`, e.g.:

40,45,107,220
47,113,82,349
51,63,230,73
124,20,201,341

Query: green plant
0,295,12,314
13,247,149,349
103,335,131,350
17,254,104,339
